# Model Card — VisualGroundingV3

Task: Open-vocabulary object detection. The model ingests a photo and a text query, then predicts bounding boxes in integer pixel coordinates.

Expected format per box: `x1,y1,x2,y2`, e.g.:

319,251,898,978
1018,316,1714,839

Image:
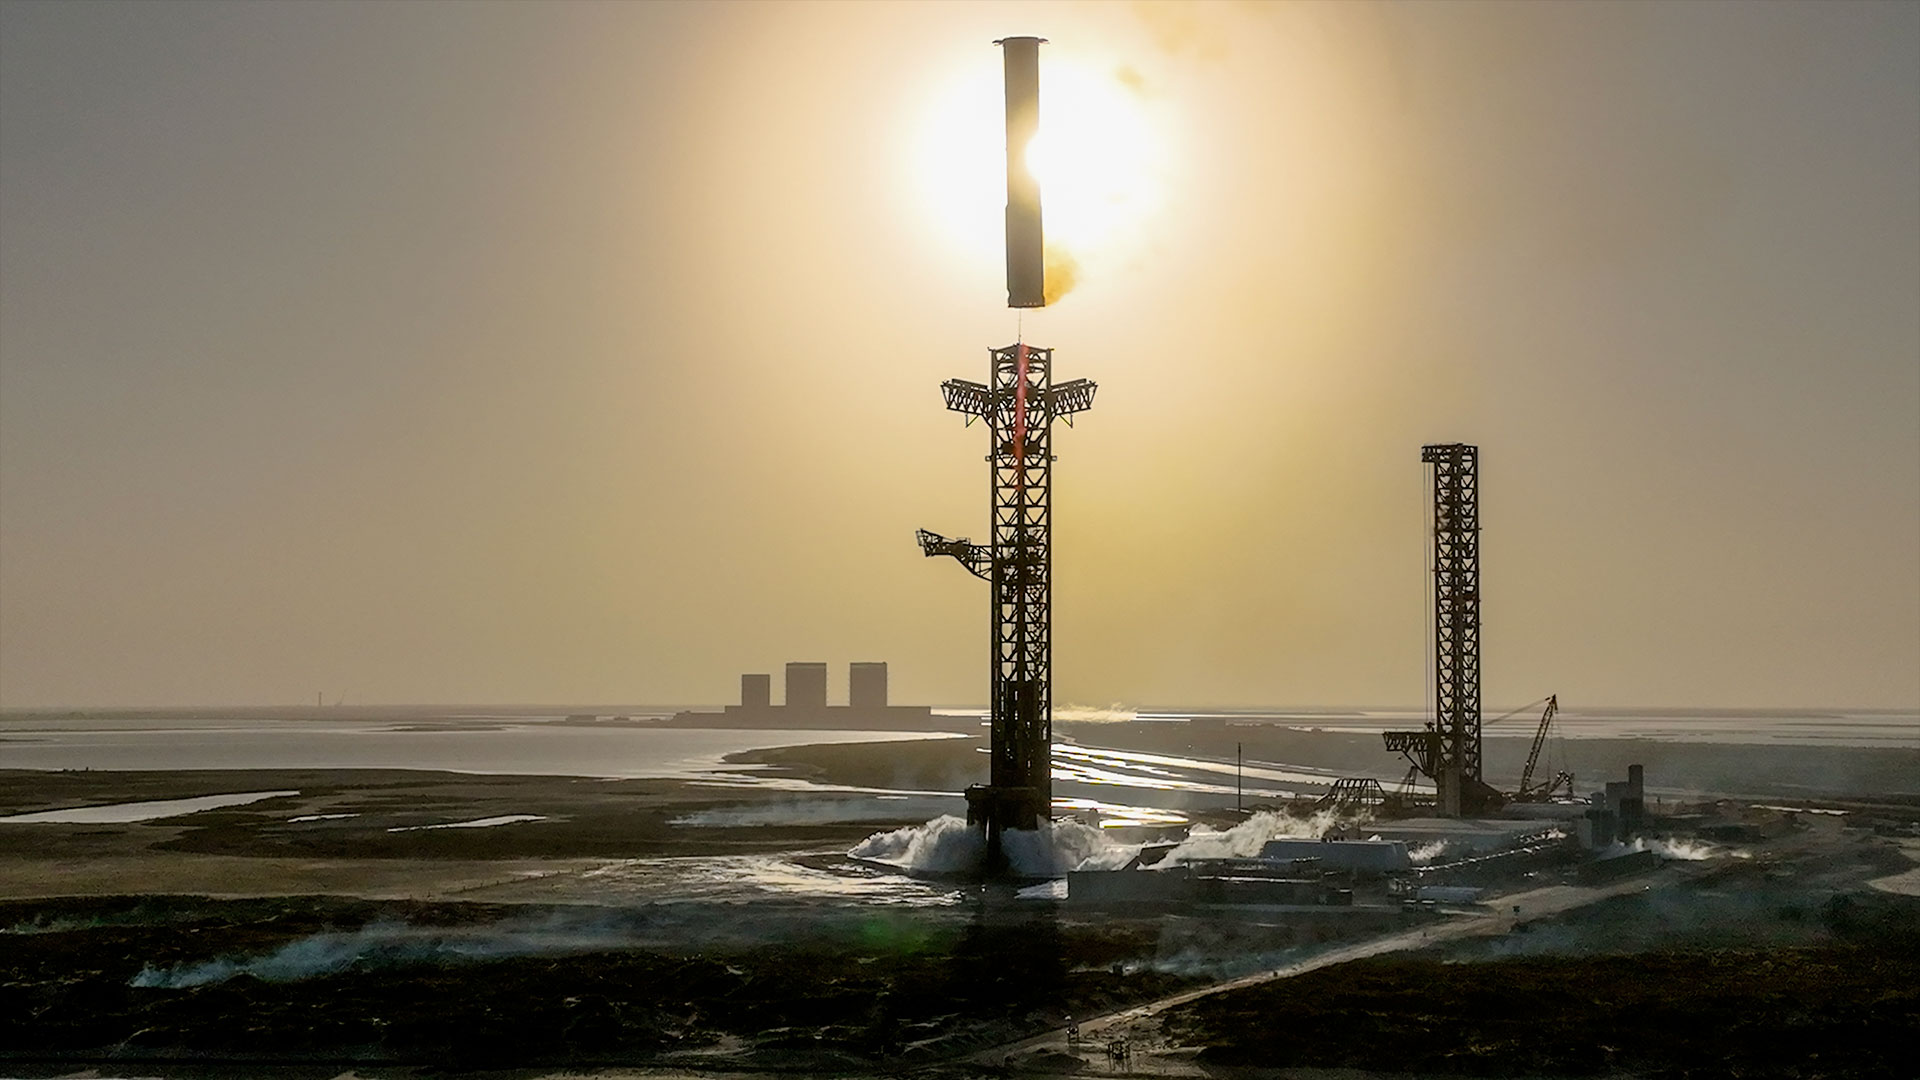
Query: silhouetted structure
919,343,1095,864
670,662,935,729
849,662,888,709
785,662,828,709
997,35,1045,308
1385,443,1502,816
741,673,771,709
913,38,1096,870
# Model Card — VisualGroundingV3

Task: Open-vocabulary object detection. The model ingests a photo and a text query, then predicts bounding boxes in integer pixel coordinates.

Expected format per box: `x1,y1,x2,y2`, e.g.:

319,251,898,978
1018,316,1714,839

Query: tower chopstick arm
942,379,993,418
916,528,992,580
1047,378,1097,419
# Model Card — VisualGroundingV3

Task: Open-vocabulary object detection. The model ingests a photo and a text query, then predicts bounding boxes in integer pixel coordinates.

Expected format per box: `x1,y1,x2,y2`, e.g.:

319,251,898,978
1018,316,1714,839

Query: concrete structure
785,662,827,709
849,662,888,709
1259,839,1411,875
1408,885,1484,904
1370,817,1562,856
1068,866,1349,907
1578,764,1647,847
741,673,771,709
1579,848,1661,882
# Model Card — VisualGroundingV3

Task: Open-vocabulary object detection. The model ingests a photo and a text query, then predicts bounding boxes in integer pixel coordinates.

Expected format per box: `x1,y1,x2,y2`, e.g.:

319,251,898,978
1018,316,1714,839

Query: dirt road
978,871,1673,1073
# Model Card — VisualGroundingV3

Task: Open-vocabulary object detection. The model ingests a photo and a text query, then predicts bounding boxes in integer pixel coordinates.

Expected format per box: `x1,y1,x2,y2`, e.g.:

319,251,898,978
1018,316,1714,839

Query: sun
909,48,1170,282
1022,61,1164,259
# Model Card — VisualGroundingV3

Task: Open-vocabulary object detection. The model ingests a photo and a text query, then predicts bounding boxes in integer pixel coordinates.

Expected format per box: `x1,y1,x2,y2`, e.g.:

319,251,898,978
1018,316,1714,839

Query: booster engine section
998,35,1045,308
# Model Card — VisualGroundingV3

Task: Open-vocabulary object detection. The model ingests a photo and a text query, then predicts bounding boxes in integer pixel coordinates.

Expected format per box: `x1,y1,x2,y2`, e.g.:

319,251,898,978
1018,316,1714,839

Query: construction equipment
1513,694,1574,801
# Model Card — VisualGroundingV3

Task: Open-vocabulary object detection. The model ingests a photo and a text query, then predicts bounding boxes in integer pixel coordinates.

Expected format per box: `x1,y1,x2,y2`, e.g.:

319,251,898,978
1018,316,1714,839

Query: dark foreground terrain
1157,886,1919,1080
7,887,1916,1078
1162,944,1916,1079
0,893,1199,1071
3,744,1917,1078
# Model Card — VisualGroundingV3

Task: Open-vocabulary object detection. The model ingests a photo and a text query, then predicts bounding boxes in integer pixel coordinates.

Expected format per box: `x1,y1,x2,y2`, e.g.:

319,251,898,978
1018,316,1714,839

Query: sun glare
1024,62,1163,259
910,49,1170,286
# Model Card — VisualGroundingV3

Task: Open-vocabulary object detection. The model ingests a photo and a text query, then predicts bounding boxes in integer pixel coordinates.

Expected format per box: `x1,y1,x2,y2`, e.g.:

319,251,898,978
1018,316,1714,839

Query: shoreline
0,765,948,904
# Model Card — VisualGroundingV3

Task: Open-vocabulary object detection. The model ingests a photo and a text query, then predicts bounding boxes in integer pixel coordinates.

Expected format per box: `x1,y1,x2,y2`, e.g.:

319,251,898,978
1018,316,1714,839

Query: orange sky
1,1,1915,709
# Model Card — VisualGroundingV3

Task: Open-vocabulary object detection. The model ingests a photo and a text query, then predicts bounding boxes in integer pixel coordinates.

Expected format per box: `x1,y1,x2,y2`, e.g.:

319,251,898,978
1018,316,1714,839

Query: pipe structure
997,36,1046,308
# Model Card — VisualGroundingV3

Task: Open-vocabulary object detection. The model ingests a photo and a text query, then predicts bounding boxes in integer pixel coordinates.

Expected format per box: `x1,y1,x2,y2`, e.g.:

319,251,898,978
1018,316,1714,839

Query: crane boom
1517,694,1558,796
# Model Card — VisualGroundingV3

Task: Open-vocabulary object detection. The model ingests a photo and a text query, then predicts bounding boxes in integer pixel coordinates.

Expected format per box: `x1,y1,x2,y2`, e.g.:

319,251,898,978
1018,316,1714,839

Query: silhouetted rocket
997,36,1045,309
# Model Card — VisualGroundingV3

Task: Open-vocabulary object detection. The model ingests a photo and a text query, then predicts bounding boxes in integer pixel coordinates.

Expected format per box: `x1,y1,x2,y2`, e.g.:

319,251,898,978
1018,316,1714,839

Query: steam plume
850,814,1131,877
1156,808,1353,865
1043,243,1079,305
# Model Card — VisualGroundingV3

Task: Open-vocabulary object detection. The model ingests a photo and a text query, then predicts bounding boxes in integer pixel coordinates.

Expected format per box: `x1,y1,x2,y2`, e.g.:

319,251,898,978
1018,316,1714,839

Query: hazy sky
2,1,1915,710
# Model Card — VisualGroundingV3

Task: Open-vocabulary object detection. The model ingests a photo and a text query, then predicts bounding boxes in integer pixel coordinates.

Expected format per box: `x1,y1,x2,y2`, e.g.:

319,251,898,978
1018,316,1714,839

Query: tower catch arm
943,379,993,418
1049,378,1097,421
942,377,1098,423
916,528,992,580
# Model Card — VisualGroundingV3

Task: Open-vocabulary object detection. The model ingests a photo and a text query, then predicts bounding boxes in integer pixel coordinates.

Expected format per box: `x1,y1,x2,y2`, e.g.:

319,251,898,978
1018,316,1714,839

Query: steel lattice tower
918,342,1095,862
1385,443,1497,816
1426,443,1483,814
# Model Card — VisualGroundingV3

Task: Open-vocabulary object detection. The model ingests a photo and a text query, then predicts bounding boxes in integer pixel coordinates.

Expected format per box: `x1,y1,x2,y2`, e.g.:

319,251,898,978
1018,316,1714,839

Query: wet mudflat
0,767,961,902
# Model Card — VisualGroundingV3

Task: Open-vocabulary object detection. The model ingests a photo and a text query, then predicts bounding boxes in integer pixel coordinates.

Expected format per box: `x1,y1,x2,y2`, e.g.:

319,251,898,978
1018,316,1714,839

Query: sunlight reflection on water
574,854,970,908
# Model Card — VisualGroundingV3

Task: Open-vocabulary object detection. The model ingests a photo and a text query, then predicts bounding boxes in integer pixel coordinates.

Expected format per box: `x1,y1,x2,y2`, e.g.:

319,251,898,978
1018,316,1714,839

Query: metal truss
1383,443,1492,815
1425,442,1482,810
920,343,1095,848
915,529,990,579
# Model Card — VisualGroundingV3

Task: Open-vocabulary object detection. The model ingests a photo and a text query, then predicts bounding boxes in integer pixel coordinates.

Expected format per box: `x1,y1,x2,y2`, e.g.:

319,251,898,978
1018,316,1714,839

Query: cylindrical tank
997,36,1046,308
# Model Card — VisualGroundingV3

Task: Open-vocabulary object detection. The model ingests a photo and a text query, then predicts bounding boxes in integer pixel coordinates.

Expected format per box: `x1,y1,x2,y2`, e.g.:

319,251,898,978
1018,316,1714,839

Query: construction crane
1512,694,1573,801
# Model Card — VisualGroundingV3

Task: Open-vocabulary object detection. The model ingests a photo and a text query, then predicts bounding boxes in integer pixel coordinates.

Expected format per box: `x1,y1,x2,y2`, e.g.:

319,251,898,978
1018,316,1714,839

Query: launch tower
916,36,1096,869
1385,443,1501,816
918,346,1094,860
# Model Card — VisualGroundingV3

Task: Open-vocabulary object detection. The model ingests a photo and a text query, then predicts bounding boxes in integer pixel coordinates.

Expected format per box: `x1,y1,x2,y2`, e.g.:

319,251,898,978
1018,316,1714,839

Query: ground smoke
849,815,1130,878
850,815,986,874
851,807,1356,878
1600,835,1744,861
1156,808,1353,866
128,914,650,989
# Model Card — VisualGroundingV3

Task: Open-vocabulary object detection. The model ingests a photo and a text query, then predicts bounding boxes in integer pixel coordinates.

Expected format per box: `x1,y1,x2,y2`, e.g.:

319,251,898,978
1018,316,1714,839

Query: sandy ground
1869,837,1920,896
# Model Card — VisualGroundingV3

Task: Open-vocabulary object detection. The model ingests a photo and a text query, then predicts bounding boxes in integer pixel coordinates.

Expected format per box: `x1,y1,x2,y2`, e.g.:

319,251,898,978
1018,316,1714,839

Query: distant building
849,662,888,709
741,673,771,709
668,661,939,730
785,662,827,708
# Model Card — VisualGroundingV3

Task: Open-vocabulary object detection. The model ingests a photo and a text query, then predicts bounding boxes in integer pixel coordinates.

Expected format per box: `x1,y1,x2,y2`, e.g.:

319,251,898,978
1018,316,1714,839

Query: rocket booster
997,36,1045,309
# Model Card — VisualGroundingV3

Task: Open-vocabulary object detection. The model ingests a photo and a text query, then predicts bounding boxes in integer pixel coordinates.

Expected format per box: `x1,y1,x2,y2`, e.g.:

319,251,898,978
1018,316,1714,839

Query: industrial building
668,661,938,730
